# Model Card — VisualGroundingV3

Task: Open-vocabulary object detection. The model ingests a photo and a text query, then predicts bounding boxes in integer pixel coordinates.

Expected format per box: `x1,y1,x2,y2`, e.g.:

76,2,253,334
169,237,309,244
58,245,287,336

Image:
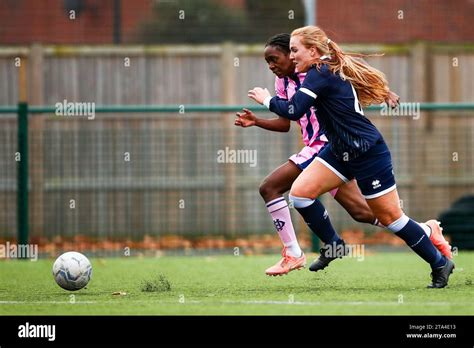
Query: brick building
0,0,472,44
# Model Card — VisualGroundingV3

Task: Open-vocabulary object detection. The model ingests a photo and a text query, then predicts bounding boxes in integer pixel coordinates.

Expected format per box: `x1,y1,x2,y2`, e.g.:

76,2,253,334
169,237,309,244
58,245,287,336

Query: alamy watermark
217,146,258,168
55,99,95,120
380,102,420,120
321,242,365,262
18,322,55,341
0,242,38,261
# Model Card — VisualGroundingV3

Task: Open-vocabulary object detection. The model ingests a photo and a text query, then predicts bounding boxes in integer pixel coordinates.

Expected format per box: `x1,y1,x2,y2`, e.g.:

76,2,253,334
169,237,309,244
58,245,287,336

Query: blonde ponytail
292,26,389,107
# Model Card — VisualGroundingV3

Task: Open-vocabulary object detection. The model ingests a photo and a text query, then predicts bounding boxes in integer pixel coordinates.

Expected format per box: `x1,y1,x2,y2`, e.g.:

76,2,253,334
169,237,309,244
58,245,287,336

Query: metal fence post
17,102,29,250
221,43,237,235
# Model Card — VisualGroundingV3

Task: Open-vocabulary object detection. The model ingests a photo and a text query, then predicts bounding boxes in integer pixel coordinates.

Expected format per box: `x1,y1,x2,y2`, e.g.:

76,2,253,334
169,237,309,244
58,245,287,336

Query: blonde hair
291,26,389,107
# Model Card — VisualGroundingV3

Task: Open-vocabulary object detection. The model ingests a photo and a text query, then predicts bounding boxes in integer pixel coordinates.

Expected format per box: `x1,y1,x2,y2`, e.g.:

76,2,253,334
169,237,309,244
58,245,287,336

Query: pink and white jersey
275,73,328,149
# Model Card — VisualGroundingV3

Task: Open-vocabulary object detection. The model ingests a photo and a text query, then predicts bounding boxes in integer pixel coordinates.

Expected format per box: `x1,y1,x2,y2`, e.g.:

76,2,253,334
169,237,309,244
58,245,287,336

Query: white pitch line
0,299,466,307
0,299,199,305
0,300,97,304
223,300,458,306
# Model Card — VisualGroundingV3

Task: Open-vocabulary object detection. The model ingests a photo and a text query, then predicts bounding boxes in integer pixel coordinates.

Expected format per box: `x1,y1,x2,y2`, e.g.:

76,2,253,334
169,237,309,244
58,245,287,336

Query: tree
137,0,305,43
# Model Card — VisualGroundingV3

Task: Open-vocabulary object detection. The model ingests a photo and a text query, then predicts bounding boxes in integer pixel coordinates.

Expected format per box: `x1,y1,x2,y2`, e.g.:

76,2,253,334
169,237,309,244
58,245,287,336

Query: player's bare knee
289,186,317,200
351,209,375,224
259,180,280,201
377,212,403,227
258,181,271,199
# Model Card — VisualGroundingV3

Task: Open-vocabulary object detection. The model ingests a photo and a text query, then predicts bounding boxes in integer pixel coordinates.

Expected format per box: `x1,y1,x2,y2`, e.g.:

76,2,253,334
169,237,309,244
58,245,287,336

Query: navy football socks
388,215,446,269
290,195,343,245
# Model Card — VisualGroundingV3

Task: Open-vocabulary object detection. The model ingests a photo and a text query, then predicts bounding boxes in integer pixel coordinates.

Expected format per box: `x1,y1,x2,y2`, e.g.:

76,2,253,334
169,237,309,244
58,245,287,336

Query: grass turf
0,251,472,315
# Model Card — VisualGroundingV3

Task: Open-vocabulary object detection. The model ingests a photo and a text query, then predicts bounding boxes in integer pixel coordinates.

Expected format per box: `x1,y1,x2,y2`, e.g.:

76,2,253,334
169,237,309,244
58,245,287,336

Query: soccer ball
52,252,92,291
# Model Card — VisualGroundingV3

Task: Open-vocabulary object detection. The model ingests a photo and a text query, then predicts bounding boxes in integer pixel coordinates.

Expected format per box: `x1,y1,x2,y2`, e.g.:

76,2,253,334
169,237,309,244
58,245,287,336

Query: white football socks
285,241,302,258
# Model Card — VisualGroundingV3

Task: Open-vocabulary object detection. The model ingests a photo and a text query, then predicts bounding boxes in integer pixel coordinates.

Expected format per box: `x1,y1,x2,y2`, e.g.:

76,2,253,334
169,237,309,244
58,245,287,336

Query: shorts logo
372,179,381,189
323,209,329,219
273,219,285,232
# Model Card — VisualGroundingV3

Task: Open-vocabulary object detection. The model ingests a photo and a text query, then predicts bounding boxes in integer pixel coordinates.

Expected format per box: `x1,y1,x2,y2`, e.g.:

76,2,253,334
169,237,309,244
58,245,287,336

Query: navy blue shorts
316,139,397,199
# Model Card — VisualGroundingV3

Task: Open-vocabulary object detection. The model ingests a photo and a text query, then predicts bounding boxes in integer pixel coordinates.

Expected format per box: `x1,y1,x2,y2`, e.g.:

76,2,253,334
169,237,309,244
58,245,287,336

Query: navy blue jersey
268,64,383,160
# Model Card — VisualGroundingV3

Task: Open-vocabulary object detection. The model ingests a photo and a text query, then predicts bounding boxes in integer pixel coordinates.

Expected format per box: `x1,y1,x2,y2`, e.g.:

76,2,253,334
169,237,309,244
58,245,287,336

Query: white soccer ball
52,252,92,291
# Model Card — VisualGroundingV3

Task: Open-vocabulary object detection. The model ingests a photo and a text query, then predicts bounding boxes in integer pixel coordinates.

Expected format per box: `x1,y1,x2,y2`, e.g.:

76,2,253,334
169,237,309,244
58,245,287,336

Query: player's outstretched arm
248,87,314,121
234,108,290,132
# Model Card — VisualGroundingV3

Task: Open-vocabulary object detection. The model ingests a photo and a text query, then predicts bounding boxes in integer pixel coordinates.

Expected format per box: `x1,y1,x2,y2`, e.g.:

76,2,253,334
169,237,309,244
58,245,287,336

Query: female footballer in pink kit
235,34,403,276
249,27,453,288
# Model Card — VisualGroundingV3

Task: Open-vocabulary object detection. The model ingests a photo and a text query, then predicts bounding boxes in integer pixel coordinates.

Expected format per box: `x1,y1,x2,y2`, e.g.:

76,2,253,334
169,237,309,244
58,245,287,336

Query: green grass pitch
1,251,473,315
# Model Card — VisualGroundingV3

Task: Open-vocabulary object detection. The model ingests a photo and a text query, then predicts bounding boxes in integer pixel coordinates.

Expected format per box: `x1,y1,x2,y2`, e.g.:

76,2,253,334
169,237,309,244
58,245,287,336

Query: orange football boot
265,247,306,276
425,220,452,259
